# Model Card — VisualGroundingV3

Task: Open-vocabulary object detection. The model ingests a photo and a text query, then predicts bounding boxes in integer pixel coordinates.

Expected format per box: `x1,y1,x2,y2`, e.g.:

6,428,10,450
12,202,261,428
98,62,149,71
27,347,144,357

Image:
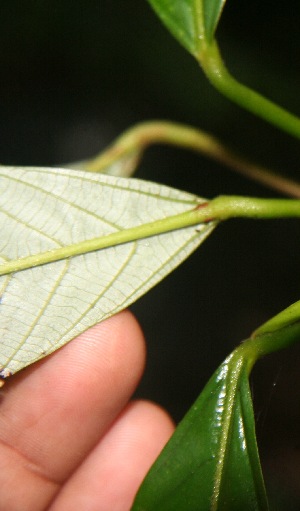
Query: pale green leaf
0,166,214,378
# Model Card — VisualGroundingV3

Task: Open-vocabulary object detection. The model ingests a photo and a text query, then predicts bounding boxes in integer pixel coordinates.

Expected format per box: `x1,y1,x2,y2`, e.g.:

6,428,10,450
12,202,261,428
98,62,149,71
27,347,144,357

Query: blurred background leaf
147,0,227,53
147,0,197,54
0,1,300,508
202,0,226,42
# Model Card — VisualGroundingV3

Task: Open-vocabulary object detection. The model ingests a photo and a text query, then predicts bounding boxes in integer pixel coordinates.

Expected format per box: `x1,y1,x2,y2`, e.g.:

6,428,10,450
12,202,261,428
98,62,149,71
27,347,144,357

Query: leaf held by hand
0,166,214,377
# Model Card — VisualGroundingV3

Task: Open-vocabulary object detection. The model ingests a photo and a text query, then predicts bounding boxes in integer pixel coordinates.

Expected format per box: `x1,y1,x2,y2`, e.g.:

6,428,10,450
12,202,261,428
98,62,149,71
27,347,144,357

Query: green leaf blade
131,352,268,511
0,166,214,377
147,0,227,56
203,0,226,42
215,373,268,510
147,0,197,55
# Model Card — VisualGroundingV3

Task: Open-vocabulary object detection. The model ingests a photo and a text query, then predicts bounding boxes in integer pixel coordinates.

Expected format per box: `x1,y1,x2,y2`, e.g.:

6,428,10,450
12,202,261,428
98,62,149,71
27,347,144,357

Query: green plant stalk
1,195,300,276
75,121,300,197
251,306,300,359
233,301,300,378
198,40,300,140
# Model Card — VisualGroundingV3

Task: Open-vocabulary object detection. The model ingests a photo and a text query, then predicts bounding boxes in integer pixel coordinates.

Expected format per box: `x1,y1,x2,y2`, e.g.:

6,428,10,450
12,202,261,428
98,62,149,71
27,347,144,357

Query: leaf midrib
211,355,245,510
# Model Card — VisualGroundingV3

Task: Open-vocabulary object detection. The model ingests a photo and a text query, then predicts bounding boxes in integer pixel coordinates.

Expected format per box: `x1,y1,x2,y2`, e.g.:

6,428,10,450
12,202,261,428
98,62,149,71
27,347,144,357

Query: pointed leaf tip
147,0,197,55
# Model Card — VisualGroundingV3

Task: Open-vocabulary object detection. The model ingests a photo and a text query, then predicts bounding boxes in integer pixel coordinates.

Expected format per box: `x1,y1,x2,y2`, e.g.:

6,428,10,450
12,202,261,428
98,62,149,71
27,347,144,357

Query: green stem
253,321,300,359
199,40,300,140
1,195,300,276
70,121,300,198
234,299,300,374
204,195,300,220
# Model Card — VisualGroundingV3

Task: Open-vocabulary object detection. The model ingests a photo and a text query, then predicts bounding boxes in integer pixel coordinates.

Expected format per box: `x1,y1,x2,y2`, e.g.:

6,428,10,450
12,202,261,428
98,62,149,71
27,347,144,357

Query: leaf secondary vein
0,168,197,205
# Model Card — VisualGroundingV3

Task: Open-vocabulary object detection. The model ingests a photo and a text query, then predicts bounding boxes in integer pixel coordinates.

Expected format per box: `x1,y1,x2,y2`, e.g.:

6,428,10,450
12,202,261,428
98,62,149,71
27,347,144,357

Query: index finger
0,310,146,510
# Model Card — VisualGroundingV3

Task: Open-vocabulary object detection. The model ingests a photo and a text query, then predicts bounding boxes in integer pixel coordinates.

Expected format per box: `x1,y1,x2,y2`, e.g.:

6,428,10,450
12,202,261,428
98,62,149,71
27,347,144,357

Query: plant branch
198,40,300,140
71,121,300,198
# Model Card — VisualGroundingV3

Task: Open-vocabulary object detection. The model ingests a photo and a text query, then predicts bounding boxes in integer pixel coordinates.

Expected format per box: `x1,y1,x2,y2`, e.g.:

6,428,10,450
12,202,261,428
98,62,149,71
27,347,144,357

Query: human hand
0,310,174,511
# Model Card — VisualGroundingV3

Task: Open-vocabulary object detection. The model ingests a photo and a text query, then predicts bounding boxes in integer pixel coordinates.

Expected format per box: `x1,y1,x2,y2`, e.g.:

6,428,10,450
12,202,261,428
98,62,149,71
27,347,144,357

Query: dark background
0,1,300,508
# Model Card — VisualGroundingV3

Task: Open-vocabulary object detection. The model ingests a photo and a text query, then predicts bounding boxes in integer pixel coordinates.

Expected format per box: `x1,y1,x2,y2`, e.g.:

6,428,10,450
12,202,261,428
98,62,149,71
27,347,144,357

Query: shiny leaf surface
131,349,268,510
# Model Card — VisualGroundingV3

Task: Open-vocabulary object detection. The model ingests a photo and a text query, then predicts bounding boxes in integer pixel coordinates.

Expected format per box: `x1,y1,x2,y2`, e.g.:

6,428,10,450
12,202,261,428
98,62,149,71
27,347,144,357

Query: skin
0,310,174,511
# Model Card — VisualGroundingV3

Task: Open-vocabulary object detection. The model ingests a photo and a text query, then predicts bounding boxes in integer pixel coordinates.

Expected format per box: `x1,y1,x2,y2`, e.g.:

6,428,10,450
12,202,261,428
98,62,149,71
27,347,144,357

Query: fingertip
49,399,175,511
0,311,149,487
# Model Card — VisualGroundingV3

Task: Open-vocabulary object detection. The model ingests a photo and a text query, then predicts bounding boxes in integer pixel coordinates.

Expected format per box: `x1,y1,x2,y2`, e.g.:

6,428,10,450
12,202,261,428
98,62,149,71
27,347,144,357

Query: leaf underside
131,354,268,511
0,166,214,376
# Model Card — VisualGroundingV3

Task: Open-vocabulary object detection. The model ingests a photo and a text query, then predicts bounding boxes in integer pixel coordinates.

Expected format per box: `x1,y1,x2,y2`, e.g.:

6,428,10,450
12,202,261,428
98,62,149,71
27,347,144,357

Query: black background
1,1,300,508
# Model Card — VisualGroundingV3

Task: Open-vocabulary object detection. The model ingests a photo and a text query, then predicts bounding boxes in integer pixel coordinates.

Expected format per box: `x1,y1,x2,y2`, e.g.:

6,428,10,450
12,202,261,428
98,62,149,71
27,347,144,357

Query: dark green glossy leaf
131,350,268,510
